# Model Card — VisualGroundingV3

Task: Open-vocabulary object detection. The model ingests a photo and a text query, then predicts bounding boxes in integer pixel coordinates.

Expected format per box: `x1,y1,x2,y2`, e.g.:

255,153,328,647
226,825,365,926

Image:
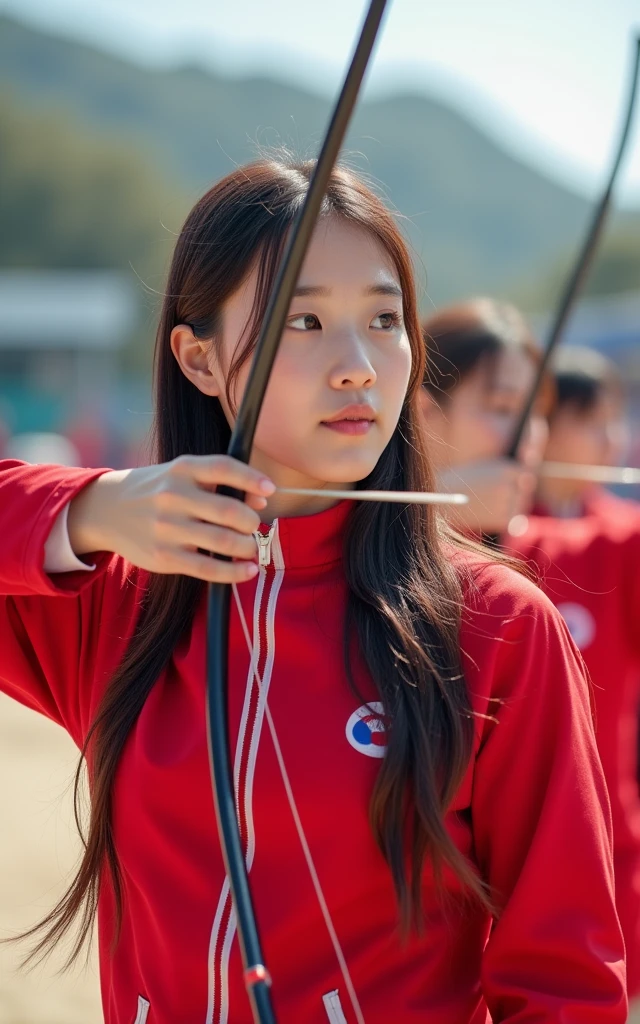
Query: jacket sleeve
0,459,138,745
469,569,627,1022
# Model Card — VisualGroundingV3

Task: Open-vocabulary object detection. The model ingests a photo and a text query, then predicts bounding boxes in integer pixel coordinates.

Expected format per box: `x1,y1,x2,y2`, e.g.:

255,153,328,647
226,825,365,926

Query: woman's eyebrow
364,283,403,298
293,282,402,298
293,285,330,297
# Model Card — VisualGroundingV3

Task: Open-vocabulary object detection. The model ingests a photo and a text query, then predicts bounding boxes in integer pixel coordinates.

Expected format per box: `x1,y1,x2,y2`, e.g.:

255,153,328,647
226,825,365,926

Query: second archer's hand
67,455,275,584
437,458,536,535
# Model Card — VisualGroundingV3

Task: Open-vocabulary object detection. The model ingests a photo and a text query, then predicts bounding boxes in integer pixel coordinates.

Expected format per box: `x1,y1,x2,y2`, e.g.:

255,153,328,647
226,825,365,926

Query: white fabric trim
209,562,265,1024
134,995,150,1024
44,502,95,574
218,901,236,1024
323,989,348,1024
244,527,285,870
205,525,285,1024
205,875,231,1024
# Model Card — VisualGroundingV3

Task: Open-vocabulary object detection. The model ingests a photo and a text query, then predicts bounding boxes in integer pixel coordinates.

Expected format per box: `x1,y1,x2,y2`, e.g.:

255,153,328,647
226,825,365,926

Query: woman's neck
261,488,349,522
535,478,586,518
249,451,356,522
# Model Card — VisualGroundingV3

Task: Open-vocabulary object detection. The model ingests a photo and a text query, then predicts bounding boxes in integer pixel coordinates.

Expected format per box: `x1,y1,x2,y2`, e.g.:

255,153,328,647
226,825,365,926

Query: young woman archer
511,346,640,1007
422,298,640,1007
0,163,626,1023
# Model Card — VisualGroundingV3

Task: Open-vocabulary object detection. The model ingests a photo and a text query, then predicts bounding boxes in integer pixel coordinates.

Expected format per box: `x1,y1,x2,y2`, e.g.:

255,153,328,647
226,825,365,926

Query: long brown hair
423,297,543,401
23,159,489,966
549,345,623,418
422,296,557,442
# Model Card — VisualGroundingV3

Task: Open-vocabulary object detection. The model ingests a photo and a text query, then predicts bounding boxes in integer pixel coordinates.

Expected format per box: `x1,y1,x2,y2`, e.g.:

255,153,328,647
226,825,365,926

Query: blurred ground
0,693,102,1024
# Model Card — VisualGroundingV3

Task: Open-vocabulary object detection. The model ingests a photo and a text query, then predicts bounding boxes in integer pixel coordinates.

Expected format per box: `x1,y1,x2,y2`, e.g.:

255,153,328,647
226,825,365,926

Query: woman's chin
251,443,382,487
309,457,381,487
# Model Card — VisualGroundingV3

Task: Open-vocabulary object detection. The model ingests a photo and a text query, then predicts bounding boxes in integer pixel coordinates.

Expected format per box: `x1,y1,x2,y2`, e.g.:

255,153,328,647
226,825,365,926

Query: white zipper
322,989,348,1024
254,521,277,567
207,521,285,1024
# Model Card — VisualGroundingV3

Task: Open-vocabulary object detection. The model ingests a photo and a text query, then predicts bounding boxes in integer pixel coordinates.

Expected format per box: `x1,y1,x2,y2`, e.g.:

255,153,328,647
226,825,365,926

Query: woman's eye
371,311,402,330
287,313,321,331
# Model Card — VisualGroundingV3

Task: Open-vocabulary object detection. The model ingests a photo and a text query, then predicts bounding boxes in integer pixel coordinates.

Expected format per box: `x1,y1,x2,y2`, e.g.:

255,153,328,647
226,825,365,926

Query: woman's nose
328,335,377,390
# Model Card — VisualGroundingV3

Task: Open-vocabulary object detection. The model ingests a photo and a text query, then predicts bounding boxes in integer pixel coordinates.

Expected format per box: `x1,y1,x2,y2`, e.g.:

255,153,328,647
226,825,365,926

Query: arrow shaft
540,461,640,484
276,487,469,504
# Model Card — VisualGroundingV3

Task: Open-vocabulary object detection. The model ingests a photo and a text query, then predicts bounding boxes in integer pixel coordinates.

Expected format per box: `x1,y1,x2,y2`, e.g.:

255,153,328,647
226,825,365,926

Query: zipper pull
254,522,276,567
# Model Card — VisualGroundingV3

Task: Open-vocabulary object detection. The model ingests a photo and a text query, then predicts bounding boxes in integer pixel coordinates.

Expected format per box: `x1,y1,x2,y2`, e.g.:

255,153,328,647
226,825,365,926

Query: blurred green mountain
0,12,637,308
0,90,183,277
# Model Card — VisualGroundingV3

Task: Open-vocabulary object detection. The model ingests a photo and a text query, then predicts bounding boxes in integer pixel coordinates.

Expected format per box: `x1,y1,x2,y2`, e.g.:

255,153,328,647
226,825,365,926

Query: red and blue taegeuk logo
345,702,387,758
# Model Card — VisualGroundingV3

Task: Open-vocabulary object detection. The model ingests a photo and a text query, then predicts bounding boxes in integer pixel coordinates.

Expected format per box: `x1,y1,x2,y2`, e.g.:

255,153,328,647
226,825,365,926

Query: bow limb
506,34,640,461
206,3,389,1022
482,34,640,549
539,462,640,485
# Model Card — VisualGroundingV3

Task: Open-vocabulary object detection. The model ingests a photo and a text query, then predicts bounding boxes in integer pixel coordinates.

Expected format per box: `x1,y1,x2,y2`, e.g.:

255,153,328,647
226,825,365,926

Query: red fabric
508,487,640,996
0,460,627,1023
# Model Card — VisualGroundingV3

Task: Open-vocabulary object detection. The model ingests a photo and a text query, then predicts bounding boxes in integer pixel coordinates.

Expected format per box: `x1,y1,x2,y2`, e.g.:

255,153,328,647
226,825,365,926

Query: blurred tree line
1,84,638,345
0,90,190,371
515,218,640,313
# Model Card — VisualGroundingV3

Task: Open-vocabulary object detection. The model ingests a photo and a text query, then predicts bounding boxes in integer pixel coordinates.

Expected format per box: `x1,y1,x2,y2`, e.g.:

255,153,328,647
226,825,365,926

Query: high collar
263,500,351,569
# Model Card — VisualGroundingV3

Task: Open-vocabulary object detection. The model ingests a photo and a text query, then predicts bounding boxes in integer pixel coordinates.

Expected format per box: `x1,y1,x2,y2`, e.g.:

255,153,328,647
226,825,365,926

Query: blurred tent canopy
0,269,139,440
0,270,137,349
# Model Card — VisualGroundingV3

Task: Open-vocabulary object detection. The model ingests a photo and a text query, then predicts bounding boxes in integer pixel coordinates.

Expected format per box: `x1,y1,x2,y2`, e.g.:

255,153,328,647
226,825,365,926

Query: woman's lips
321,419,373,435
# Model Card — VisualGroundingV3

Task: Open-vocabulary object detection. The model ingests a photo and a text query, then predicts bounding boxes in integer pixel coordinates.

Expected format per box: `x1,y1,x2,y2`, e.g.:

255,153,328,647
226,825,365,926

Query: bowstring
231,582,366,1024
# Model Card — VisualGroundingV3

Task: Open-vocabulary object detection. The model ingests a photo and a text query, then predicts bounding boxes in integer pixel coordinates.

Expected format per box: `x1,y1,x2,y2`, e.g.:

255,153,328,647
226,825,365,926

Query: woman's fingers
245,494,269,512
438,458,537,532
168,488,263,535
172,454,275,498
151,457,272,579
66,456,274,579
516,469,536,505
157,518,258,562
164,549,259,584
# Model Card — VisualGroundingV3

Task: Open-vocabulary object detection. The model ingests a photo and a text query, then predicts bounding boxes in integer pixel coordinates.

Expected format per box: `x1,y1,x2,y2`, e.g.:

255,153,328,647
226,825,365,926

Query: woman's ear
170,324,223,397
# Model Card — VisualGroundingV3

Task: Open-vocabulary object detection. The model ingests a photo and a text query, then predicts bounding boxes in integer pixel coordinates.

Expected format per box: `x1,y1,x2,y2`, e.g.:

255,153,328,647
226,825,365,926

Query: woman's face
544,392,627,470
423,346,546,468
211,217,413,489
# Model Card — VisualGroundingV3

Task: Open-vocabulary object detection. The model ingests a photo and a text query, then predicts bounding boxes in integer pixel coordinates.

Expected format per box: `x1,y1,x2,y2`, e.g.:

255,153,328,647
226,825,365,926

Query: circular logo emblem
346,702,388,758
557,602,596,651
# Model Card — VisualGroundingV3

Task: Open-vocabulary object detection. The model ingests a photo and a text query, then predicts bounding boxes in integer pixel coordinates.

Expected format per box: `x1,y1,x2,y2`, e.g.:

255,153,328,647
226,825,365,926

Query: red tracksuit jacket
508,487,640,996
0,461,627,1023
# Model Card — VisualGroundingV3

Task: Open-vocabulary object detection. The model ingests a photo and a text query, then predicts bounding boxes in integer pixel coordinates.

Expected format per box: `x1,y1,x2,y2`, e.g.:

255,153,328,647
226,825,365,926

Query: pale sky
2,0,640,205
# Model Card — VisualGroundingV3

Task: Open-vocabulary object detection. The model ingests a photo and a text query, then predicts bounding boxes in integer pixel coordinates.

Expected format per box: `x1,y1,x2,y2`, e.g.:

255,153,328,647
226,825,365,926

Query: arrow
540,461,640,484
276,487,469,504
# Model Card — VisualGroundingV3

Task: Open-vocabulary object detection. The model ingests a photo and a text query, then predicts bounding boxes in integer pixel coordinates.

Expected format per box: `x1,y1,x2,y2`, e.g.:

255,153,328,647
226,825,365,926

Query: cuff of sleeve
44,502,96,574
18,464,112,595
